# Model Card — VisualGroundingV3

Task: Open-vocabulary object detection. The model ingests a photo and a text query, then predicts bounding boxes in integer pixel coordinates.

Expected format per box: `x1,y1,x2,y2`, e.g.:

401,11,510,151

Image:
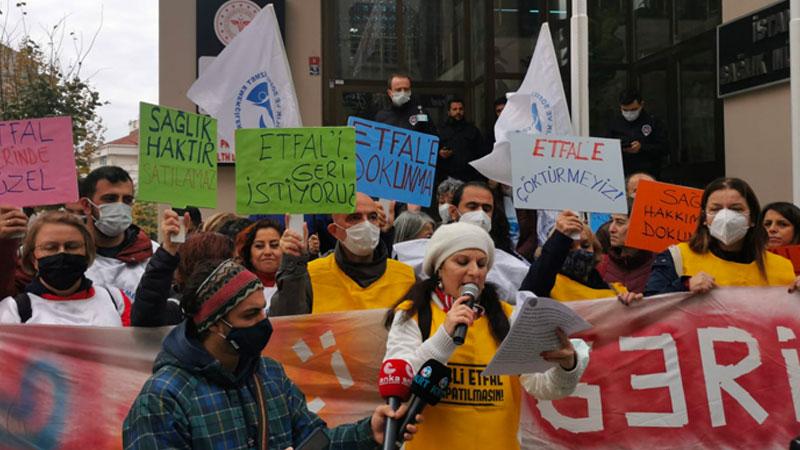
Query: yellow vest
676,242,795,286
398,299,521,450
308,253,415,313
550,273,623,301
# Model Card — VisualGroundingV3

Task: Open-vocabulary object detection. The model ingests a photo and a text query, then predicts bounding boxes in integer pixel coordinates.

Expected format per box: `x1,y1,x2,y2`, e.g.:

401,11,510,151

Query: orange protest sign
625,179,703,253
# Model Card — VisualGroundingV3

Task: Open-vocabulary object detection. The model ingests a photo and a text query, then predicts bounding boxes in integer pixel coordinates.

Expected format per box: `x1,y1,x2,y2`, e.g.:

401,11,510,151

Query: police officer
606,89,668,178
374,73,437,135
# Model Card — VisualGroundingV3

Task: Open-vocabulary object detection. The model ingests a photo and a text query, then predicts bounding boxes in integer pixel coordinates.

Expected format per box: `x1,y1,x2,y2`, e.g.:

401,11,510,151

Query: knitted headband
193,259,263,333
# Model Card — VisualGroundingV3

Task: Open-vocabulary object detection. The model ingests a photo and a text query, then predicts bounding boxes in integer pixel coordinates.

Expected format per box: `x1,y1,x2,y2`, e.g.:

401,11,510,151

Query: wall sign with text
717,0,790,98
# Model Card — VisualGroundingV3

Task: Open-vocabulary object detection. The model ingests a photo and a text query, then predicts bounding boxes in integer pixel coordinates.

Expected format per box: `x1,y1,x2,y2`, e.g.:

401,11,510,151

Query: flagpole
570,0,589,137
791,0,800,203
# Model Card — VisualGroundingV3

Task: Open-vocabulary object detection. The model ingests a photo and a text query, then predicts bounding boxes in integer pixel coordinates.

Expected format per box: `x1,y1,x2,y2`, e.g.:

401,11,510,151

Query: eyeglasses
35,241,85,256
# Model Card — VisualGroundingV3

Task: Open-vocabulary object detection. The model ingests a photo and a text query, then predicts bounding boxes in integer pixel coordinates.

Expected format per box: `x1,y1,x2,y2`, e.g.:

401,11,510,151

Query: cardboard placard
348,117,438,206
0,116,77,207
510,133,627,213
235,127,357,214
138,102,218,208
625,179,703,253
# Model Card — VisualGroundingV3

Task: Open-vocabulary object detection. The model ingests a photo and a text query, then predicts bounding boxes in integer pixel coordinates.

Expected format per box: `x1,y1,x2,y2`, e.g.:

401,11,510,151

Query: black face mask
560,249,596,284
220,318,273,358
37,253,88,291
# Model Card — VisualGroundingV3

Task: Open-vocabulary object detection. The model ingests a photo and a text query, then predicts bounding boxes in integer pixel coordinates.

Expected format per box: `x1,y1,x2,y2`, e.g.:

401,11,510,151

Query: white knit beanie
423,222,495,277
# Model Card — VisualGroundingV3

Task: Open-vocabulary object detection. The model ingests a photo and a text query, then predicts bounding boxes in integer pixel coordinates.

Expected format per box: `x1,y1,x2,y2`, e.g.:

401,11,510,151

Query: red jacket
597,248,655,294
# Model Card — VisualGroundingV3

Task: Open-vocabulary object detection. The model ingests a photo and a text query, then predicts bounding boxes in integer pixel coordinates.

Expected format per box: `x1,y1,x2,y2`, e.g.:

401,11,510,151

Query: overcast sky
2,0,158,141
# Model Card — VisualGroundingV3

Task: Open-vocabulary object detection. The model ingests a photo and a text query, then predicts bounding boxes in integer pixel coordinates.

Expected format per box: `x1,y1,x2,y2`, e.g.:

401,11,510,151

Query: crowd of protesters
2,79,800,449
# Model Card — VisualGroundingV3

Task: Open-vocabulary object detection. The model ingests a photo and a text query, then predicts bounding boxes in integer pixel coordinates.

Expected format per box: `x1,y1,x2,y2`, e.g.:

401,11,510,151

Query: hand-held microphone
378,359,413,450
393,359,451,448
452,283,480,345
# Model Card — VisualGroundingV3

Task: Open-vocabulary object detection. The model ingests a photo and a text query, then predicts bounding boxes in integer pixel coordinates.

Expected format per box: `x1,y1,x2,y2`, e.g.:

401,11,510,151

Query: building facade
90,121,140,185
159,0,794,213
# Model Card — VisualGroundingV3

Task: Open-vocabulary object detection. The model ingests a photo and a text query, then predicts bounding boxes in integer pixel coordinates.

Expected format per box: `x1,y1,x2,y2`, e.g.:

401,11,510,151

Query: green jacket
123,322,378,449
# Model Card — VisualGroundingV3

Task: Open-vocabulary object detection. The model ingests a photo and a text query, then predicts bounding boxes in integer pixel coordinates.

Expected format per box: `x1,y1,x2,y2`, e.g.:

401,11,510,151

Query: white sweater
85,240,158,301
0,286,129,326
384,291,590,399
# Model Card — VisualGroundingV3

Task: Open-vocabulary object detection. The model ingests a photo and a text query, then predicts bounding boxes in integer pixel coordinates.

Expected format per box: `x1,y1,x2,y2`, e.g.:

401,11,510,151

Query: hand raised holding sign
0,205,28,240
376,200,396,233
161,209,192,256
555,210,584,237
280,219,308,258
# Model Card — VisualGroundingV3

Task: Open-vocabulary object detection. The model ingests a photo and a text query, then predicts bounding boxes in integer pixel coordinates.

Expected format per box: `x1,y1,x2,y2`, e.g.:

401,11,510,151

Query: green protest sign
138,102,218,208
235,127,357,214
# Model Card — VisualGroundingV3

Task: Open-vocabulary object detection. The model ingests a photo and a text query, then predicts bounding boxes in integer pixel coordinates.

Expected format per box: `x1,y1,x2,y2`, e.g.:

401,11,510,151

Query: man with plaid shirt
123,260,418,449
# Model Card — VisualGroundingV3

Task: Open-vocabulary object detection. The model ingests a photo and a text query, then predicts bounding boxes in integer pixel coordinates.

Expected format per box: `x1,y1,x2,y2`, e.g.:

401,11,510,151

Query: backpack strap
13,293,32,323
667,245,684,277
101,286,118,308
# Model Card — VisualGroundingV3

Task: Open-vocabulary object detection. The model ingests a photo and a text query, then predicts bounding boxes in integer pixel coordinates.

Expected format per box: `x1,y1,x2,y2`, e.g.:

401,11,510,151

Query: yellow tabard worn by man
674,242,795,286
398,300,521,450
309,253,415,313
550,273,625,302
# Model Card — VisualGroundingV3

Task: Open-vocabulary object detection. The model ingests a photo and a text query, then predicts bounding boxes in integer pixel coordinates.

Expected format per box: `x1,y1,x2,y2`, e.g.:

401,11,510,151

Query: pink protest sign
0,116,78,207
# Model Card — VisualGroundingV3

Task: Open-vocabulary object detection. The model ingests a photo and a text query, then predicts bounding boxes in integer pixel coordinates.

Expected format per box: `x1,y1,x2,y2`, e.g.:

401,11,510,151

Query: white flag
187,4,302,156
470,23,572,186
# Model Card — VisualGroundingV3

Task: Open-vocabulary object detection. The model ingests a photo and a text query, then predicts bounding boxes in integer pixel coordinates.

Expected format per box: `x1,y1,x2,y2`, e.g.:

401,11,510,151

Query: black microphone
452,283,480,345
393,359,451,448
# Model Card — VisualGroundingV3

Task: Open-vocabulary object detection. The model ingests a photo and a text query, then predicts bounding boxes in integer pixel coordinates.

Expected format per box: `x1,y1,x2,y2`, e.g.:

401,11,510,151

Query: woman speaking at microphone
383,222,589,450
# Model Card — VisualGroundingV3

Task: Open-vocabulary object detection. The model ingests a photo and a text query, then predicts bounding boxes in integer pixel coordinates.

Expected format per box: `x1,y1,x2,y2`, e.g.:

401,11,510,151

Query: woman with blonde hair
0,211,130,325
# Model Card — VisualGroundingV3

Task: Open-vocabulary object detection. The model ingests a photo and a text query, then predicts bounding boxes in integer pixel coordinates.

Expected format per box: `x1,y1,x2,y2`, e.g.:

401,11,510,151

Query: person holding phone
605,89,668,178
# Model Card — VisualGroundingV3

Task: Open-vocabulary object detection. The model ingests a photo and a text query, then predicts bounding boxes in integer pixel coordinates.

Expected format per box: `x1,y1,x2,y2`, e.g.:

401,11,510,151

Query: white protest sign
510,133,627,213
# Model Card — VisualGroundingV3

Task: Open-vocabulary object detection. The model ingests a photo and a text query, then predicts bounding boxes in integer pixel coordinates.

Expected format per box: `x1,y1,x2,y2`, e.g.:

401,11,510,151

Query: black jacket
520,231,608,297
131,247,183,327
605,109,668,177
374,100,437,135
437,118,486,183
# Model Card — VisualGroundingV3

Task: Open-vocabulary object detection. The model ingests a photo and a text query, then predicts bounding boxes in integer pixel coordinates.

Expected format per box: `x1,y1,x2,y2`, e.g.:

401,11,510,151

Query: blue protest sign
589,213,612,232
510,133,627,214
347,116,439,206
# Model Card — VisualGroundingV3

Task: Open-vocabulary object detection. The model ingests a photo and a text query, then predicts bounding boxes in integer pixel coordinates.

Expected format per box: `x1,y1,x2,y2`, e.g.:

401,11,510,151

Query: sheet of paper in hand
483,296,591,376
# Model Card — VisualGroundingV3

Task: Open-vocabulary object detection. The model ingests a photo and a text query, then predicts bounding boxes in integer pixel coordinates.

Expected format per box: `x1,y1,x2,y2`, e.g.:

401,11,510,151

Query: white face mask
89,201,133,237
337,220,381,256
708,208,749,246
459,210,492,233
391,91,411,107
438,203,452,224
621,108,641,122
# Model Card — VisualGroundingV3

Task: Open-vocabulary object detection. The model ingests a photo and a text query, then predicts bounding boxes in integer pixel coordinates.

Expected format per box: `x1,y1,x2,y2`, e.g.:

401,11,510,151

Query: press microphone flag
378,359,413,450
393,359,451,448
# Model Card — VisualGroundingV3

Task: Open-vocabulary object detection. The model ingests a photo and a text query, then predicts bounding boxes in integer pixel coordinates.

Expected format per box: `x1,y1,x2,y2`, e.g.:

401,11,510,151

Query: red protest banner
523,287,800,449
625,180,703,253
0,288,798,449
